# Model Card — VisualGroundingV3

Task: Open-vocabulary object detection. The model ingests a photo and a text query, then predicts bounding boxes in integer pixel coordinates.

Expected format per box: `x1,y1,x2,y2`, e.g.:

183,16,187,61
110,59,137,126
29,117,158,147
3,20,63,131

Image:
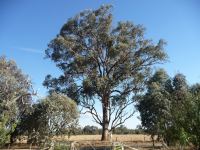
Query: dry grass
5,135,192,150
53,134,152,142
53,134,158,150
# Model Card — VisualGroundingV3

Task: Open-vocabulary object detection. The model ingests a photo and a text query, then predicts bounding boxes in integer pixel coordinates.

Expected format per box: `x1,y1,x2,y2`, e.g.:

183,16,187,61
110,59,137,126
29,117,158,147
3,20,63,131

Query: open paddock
53,134,152,142
2,134,192,150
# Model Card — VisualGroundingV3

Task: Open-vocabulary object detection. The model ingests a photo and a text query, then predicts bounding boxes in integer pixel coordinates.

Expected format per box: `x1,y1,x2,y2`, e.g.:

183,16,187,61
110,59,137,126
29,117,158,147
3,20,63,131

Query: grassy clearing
3,135,191,150
53,134,152,142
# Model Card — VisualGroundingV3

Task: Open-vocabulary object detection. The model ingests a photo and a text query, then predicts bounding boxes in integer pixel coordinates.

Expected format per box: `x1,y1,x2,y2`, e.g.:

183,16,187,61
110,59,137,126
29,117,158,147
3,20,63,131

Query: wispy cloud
15,47,44,54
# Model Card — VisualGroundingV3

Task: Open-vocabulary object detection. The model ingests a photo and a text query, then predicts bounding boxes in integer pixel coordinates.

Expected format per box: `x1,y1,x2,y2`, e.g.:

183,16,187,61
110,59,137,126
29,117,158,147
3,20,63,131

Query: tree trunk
101,122,109,141
101,95,109,141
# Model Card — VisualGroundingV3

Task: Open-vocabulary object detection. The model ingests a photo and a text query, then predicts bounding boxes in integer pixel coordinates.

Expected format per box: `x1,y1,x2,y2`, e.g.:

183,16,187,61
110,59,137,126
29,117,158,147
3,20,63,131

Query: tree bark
101,122,109,141
101,95,109,141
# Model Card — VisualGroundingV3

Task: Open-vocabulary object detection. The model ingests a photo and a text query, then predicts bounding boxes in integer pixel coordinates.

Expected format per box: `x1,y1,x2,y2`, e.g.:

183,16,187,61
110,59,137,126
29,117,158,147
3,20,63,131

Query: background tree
43,5,167,140
13,92,79,145
43,92,79,137
0,56,32,146
187,84,200,149
137,69,171,146
137,70,192,147
113,125,129,134
168,73,191,146
83,125,99,135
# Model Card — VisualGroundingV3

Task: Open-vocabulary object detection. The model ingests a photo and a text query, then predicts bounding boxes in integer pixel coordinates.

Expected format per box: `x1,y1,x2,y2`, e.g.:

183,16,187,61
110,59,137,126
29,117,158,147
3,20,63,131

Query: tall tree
0,56,32,145
43,5,167,140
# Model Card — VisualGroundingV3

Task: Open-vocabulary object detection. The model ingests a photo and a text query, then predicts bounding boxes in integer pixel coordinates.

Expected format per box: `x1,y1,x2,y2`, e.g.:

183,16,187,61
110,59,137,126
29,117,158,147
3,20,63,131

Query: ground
54,134,152,142
1,134,192,150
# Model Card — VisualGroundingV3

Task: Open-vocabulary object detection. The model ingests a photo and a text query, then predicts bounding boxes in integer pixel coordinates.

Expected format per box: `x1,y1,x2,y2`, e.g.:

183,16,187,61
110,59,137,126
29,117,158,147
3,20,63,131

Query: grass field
52,134,160,150
54,134,152,142
4,135,181,150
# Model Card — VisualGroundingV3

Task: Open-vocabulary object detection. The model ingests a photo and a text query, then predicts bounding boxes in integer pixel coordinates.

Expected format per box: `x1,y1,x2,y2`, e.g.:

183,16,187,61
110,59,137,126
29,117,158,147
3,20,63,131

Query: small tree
83,125,99,134
43,5,167,140
113,125,129,134
44,92,79,137
15,92,79,146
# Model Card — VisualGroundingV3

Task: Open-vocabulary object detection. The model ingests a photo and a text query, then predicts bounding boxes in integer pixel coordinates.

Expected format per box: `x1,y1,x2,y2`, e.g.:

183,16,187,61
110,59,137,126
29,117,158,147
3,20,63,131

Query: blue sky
0,0,200,129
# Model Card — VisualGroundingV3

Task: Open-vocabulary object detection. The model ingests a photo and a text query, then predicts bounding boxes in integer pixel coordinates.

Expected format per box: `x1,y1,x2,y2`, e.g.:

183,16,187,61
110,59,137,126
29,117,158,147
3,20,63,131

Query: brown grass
5,135,192,150
53,134,152,142
53,134,159,150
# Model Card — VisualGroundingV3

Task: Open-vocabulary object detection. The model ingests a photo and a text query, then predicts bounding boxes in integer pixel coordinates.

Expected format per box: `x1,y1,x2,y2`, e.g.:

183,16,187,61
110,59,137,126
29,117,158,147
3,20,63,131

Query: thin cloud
15,47,44,54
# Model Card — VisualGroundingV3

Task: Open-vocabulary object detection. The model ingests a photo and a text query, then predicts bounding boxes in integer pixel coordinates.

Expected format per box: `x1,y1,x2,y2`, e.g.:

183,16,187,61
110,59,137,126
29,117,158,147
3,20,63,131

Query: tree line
74,125,144,135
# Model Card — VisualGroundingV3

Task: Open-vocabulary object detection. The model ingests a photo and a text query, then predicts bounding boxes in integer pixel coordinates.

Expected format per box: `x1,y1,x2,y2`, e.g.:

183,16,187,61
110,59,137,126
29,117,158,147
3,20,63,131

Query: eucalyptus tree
137,69,171,146
138,71,193,147
168,74,191,145
43,5,167,140
187,84,200,150
43,92,79,136
13,92,79,146
0,56,32,145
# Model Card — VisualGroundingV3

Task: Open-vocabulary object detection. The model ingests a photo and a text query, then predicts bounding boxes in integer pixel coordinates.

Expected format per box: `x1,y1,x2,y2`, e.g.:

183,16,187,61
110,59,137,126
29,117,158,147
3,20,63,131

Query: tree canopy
137,69,200,149
137,69,171,143
0,56,32,146
43,5,167,140
13,92,79,146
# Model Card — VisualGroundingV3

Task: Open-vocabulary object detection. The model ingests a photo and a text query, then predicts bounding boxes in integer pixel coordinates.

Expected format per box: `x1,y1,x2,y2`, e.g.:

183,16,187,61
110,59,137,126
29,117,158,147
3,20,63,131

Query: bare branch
110,98,135,131
79,97,103,126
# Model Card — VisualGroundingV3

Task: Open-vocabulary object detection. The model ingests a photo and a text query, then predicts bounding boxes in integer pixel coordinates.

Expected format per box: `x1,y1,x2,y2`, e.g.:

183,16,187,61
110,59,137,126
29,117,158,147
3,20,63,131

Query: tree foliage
137,69,200,149
137,69,171,142
83,125,99,135
187,84,200,149
43,5,167,140
0,56,32,146
13,92,79,145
